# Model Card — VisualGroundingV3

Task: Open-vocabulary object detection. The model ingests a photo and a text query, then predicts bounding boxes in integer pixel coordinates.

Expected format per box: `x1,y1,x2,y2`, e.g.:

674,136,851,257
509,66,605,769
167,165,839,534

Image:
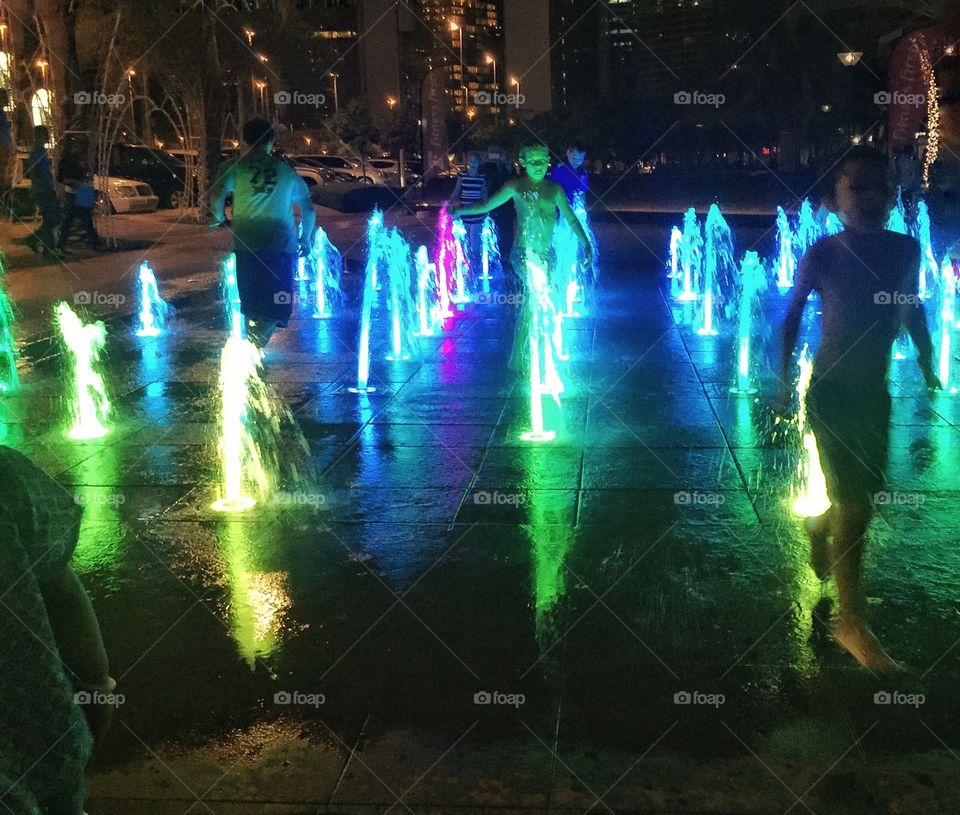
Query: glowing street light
256,53,269,64
35,59,48,85
243,26,255,46
837,51,863,67
386,95,397,110
330,72,339,112
486,53,497,92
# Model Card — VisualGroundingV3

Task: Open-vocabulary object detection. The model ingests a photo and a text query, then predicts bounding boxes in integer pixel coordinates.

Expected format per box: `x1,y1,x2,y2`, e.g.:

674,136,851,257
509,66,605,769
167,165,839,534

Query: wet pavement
2,211,960,814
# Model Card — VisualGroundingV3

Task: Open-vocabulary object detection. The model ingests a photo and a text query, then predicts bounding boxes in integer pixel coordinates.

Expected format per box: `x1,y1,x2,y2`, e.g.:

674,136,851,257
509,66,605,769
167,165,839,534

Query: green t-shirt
215,153,311,254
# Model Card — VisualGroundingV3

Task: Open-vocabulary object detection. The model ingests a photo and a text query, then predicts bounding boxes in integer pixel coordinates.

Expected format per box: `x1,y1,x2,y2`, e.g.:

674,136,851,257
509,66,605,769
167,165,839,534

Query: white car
292,154,385,185
368,158,422,186
93,176,160,214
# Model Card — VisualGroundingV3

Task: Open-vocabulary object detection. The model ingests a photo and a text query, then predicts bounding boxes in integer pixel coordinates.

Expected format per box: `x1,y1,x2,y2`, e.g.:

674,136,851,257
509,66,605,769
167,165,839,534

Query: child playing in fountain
451,144,593,372
450,143,592,271
778,145,941,672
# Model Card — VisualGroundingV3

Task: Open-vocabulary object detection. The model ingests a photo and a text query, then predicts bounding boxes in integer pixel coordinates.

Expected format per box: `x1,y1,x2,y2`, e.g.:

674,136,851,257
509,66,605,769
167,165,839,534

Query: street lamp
387,95,398,110
837,51,863,67
486,53,497,95
243,26,255,46
35,59,48,86
330,72,339,112
511,76,520,108
254,79,267,114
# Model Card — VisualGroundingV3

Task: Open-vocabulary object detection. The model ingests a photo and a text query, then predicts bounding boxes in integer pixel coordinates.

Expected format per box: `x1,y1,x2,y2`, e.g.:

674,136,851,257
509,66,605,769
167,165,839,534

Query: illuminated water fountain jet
520,257,564,443
791,344,830,517
450,218,471,304
775,206,796,289
729,251,768,394
211,336,270,513
55,303,111,440
309,226,343,319
134,261,171,337
668,226,682,299
434,206,457,319
886,187,909,234
0,258,19,395
914,200,938,301
383,229,419,362
938,255,956,394
222,253,243,339
413,245,440,337
676,208,702,301
698,204,735,336
480,215,500,295
793,199,822,261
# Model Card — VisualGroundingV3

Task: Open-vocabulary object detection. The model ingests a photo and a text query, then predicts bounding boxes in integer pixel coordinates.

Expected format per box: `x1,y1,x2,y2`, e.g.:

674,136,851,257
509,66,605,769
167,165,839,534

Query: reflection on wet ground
3,244,960,812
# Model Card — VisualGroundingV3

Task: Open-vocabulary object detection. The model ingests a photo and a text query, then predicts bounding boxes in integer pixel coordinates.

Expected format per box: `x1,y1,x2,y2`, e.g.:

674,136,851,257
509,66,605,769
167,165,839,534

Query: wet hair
824,145,891,199
519,143,549,161
242,118,275,148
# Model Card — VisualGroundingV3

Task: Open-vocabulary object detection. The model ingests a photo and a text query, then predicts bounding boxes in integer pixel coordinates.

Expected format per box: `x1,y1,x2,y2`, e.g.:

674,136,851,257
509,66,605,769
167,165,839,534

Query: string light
919,39,940,189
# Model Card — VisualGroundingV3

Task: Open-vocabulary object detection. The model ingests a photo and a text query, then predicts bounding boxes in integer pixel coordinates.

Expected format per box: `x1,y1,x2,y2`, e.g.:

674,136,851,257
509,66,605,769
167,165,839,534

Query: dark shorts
235,249,296,325
806,377,890,506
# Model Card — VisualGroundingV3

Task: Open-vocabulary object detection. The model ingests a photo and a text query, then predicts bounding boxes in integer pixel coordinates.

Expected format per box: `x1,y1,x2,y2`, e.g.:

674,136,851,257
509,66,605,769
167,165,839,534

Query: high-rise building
402,1,504,117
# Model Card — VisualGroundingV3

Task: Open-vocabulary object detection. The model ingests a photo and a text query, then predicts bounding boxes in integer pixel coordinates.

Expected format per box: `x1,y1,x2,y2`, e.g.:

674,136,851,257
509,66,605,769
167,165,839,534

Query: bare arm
903,247,939,387
556,189,591,253
452,181,515,217
447,175,463,207
41,563,110,689
208,162,235,225
294,177,316,253
779,255,816,389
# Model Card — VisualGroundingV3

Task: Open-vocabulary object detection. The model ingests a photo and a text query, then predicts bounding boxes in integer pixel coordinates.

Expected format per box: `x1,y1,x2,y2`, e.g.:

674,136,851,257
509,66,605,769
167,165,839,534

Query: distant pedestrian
25,126,61,257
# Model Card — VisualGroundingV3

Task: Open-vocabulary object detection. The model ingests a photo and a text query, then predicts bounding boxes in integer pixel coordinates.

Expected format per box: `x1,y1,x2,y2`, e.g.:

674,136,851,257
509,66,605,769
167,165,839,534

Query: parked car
368,158,423,186
94,176,159,214
291,154,385,185
108,144,185,208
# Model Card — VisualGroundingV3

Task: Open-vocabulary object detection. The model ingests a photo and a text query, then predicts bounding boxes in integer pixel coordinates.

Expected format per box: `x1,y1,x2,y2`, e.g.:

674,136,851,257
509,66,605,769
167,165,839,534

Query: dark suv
109,144,185,208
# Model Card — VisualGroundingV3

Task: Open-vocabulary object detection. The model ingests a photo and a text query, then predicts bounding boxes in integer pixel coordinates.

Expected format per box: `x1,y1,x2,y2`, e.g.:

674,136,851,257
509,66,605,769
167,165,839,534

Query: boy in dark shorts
209,118,315,349
779,146,941,672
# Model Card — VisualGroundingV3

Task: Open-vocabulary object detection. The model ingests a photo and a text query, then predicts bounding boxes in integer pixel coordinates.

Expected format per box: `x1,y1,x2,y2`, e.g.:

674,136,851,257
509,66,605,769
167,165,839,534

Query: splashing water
729,251,768,394
135,261,171,338
698,204,735,336
914,200,938,301
793,199,822,261
520,256,563,443
310,227,343,319
0,258,19,395
384,228,419,361
938,255,956,393
480,215,501,294
450,219,471,304
791,344,830,516
222,253,243,339
886,187,909,234
668,226,682,298
56,303,111,440
677,208,702,301
775,206,796,289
